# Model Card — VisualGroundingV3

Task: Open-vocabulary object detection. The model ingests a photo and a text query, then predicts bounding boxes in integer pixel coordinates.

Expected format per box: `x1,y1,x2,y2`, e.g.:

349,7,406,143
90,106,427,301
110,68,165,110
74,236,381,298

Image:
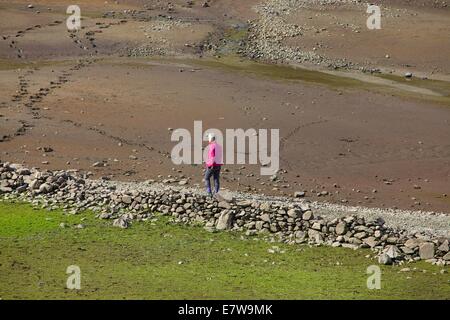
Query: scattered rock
99,212,112,219
92,162,105,168
113,217,129,229
294,191,305,198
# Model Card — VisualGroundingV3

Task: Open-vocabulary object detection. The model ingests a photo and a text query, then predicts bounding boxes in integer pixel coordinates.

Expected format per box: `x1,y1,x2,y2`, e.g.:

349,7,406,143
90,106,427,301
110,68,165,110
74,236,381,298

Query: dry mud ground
0,0,449,213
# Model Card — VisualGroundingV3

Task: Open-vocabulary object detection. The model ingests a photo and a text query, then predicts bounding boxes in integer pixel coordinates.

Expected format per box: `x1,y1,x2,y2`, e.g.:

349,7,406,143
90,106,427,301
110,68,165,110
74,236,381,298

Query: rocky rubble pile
242,0,357,68
0,161,448,266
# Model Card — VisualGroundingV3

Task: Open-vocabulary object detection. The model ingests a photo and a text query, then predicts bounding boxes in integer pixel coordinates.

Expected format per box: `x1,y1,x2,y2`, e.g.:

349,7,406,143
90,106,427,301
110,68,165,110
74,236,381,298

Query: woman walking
205,133,223,196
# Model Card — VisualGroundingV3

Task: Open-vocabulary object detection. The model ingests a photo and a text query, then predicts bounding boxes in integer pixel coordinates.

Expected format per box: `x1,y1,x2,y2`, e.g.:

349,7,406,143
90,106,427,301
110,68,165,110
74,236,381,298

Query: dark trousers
205,166,221,194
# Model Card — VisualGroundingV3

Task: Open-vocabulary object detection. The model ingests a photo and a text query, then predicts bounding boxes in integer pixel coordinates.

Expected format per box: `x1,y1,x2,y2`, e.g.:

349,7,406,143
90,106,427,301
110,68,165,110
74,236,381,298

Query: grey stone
260,213,270,222
218,201,231,209
419,242,435,260
216,191,234,202
287,208,300,218
183,203,192,210
30,179,41,190
236,200,252,207
335,222,347,235
354,232,367,239
386,237,399,244
363,236,379,248
404,238,422,249
308,229,323,244
378,253,392,265
260,202,271,211
121,195,132,204
0,186,12,193
299,203,310,212
311,222,322,230
332,242,341,247
438,240,449,252
216,211,234,230
400,246,414,254
255,221,264,230
17,168,31,175
175,206,184,213
113,217,129,229
92,162,105,167
294,231,306,240
384,245,401,259
99,212,112,219
302,210,313,220
38,183,52,194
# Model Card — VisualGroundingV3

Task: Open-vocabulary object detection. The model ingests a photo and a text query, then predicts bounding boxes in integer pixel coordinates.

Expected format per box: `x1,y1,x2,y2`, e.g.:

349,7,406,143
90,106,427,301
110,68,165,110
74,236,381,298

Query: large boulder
419,242,435,260
216,210,235,230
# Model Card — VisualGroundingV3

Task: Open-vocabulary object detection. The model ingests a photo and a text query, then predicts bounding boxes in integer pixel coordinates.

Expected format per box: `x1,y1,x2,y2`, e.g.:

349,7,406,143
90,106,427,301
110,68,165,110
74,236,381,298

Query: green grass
0,201,448,300
0,59,29,70
223,27,249,42
169,56,450,107
187,56,366,89
375,73,450,97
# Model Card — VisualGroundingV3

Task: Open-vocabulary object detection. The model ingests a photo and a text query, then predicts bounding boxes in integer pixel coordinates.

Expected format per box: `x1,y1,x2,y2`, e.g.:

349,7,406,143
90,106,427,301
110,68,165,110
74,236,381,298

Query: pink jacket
206,142,223,167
